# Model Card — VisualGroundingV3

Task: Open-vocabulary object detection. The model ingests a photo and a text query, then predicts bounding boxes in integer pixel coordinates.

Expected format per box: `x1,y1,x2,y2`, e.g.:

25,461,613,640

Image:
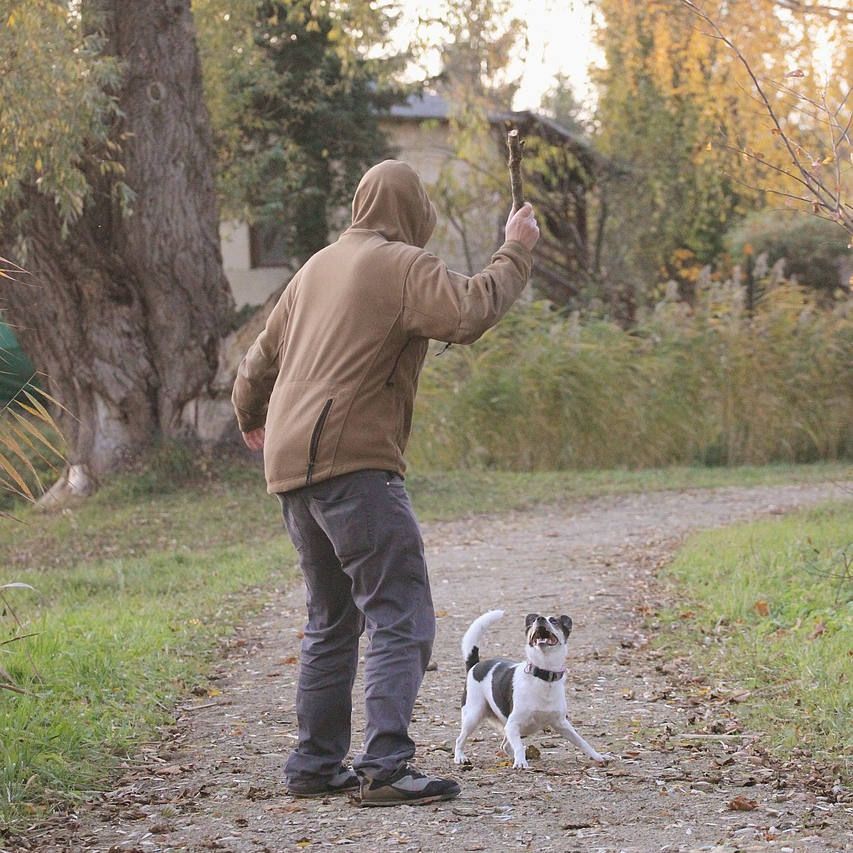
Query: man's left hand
242,427,265,451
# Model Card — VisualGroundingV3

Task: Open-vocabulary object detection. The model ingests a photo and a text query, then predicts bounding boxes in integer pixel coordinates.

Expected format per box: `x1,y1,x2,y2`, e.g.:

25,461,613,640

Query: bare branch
772,0,853,21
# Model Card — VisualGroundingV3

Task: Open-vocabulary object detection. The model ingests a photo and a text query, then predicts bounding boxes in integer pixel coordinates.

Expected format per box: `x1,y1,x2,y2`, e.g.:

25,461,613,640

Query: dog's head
524,613,572,667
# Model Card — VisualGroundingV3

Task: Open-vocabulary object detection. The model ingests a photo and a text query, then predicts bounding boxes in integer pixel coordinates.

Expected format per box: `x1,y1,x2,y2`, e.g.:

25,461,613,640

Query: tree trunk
2,0,234,496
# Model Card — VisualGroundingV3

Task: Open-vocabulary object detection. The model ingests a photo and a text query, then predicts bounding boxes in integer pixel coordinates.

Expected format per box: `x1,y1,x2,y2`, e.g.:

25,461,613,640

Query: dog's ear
559,615,573,638
525,613,538,630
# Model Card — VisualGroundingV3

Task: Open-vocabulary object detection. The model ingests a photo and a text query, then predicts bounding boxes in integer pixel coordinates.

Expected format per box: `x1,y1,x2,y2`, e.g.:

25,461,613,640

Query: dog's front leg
503,718,529,769
454,713,477,765
554,717,605,762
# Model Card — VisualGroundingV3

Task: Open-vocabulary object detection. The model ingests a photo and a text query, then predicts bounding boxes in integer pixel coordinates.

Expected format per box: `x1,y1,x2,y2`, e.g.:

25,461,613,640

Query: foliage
408,277,853,471
0,1,125,242
679,0,853,236
724,208,851,296
658,502,852,778
195,0,407,265
591,0,851,313
591,0,757,311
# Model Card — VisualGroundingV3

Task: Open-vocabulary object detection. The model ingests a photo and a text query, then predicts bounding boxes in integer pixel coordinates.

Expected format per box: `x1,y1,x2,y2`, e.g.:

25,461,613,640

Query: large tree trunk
2,0,235,498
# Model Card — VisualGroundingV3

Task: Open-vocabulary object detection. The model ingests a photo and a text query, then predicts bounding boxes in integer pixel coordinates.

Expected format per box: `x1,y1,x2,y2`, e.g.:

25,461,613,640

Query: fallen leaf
754,600,769,617
265,803,305,814
727,796,758,811
808,620,826,640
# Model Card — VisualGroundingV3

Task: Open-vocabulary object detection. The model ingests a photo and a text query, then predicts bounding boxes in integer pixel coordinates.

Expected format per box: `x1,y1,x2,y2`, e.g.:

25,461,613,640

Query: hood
349,160,437,248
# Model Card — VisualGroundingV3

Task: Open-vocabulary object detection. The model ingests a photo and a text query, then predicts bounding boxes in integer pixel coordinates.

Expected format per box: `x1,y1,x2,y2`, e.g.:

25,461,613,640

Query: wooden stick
507,128,524,210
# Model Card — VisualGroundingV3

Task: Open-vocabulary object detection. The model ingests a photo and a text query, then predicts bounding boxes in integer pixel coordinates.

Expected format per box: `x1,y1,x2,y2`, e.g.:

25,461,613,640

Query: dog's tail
461,609,504,671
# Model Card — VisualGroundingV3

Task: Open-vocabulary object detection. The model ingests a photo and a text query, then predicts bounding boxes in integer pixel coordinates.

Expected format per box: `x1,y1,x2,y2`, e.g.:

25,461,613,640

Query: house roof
387,91,450,121
386,91,594,157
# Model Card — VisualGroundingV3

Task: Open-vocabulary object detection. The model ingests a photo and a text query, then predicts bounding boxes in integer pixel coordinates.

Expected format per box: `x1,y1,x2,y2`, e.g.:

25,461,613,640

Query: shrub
724,209,851,295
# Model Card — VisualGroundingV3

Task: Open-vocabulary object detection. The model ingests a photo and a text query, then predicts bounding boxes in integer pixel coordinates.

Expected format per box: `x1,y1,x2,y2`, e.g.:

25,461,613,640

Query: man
232,160,539,806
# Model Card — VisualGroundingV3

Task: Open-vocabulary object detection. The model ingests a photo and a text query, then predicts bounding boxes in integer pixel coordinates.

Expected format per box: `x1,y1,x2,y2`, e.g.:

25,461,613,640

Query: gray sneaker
358,765,461,807
286,765,360,797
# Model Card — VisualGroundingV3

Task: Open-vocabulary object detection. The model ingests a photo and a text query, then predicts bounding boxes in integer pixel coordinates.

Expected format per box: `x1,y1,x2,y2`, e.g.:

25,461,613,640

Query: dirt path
22,483,853,853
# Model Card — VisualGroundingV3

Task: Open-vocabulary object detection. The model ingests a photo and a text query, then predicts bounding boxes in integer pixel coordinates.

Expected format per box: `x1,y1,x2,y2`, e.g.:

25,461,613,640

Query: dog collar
525,662,565,682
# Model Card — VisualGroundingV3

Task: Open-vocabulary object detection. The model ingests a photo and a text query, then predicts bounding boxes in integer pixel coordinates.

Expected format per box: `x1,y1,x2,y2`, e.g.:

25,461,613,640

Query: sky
391,0,601,112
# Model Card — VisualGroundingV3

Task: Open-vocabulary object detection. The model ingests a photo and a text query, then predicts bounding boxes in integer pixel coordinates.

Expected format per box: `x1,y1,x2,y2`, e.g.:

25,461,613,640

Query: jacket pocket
306,398,333,486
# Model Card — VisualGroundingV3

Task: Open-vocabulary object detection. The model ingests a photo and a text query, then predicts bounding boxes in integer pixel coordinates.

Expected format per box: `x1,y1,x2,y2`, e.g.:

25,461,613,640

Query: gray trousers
278,469,435,783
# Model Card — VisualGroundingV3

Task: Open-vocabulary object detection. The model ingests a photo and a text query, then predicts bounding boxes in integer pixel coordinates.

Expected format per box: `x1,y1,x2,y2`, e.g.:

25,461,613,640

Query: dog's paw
453,753,470,766
589,751,614,765
512,759,530,770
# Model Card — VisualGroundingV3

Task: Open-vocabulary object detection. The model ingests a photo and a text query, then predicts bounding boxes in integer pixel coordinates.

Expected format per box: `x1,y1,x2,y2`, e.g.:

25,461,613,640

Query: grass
0,453,849,830
657,500,852,780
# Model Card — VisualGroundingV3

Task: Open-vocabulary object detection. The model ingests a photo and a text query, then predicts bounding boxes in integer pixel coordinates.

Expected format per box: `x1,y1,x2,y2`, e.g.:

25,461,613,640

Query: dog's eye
548,617,559,625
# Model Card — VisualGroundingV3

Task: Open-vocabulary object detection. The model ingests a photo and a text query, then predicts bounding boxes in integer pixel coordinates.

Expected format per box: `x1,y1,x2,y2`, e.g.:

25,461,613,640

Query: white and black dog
453,609,605,768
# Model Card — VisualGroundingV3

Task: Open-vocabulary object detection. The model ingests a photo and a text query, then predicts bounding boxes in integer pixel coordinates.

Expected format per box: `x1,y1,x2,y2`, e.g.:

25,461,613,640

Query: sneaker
358,765,461,807
286,765,360,798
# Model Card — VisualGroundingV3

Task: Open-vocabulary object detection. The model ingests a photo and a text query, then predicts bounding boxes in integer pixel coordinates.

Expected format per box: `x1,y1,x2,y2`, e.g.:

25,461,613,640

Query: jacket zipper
306,398,333,486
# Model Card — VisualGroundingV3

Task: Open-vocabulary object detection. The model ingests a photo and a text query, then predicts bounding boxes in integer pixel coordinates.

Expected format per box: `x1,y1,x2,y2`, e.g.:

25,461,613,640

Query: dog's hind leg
553,717,604,762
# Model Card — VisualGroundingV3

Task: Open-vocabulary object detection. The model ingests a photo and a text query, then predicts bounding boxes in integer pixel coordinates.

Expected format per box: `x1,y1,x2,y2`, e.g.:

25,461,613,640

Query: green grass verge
657,500,852,780
0,456,848,829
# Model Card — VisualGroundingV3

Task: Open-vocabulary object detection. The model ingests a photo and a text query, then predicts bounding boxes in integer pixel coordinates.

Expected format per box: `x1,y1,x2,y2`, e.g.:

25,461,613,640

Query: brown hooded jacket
231,160,533,494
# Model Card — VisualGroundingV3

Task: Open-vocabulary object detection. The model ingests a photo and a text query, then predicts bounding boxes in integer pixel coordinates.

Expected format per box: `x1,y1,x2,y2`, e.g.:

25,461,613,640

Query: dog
453,609,605,769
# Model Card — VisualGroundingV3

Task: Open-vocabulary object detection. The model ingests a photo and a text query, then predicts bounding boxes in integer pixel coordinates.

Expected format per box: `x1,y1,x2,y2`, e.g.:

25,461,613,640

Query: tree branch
771,0,853,21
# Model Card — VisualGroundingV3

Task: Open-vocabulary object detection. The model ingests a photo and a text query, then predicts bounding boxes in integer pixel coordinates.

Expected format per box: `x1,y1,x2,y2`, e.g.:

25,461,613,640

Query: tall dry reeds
409,274,852,471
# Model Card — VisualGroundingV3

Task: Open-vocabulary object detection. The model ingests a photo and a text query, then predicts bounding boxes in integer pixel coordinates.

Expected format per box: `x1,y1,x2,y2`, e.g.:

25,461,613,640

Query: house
220,92,597,309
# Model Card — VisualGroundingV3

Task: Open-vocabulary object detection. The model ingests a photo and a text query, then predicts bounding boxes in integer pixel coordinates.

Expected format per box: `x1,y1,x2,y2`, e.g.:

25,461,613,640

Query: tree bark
2,0,234,494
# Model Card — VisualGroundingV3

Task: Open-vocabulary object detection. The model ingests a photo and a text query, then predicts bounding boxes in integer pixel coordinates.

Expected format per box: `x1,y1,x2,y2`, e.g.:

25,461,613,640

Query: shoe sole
287,784,360,798
357,791,460,807
288,790,357,798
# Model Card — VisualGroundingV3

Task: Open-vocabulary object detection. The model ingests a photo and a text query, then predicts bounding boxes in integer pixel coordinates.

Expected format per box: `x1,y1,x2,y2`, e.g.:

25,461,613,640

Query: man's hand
242,427,265,451
504,202,540,251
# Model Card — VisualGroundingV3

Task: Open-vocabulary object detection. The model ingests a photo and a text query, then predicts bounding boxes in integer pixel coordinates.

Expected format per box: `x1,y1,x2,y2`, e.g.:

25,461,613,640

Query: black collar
525,662,565,682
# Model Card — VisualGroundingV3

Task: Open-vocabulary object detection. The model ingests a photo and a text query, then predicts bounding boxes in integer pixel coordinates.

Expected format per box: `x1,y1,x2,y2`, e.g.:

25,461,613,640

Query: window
249,223,290,268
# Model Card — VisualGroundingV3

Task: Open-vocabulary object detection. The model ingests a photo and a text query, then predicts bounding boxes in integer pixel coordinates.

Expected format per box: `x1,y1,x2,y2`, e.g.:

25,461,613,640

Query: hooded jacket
231,160,533,494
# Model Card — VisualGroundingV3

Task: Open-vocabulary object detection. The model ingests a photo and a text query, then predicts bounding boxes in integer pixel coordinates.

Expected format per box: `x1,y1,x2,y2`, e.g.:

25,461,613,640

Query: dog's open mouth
529,625,558,646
